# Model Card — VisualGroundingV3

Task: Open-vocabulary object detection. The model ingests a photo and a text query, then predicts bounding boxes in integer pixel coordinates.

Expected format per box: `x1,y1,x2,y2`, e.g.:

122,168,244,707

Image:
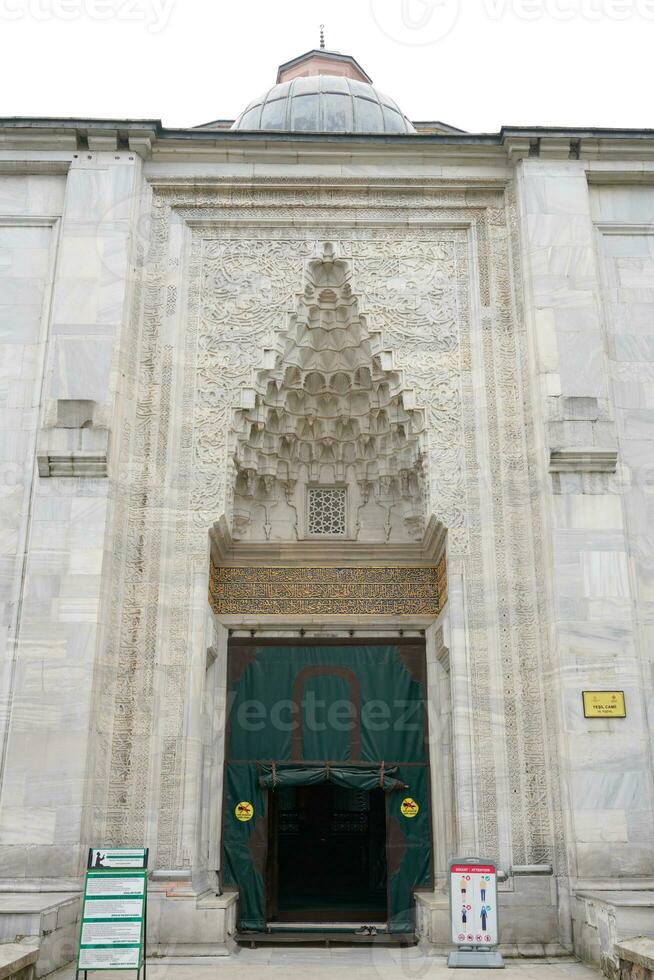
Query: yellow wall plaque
582,691,626,718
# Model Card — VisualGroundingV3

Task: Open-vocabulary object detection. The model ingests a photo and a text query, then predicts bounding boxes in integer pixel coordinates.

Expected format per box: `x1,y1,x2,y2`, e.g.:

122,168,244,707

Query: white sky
1,0,652,133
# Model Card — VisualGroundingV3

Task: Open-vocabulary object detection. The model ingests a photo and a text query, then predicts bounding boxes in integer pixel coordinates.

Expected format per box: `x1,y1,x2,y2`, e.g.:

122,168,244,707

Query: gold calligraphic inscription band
209,559,446,617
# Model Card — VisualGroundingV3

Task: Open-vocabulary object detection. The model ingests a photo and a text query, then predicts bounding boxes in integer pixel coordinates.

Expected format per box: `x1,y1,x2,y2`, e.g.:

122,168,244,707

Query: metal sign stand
75,848,149,978
447,855,504,969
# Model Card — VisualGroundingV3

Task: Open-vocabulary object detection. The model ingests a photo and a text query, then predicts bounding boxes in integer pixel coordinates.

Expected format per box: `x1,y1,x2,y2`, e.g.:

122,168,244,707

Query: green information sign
76,849,148,977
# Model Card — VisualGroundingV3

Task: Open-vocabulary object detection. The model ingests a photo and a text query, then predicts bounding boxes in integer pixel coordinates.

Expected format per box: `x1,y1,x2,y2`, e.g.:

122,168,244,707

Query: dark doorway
268,783,388,923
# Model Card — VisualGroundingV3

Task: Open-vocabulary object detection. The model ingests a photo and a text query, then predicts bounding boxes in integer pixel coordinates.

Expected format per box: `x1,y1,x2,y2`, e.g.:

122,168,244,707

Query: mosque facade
0,46,653,974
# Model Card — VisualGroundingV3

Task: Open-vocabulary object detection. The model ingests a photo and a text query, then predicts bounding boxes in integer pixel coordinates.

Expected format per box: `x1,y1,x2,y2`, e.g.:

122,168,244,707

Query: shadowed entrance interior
269,783,387,923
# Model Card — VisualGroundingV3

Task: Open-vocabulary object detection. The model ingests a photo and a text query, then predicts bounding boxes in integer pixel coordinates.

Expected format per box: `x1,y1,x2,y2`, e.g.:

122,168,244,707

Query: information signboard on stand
76,848,149,978
447,857,504,969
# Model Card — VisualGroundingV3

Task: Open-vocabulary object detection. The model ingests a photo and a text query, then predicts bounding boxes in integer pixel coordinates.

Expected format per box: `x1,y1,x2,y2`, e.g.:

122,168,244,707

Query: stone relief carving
230,241,428,542
98,178,560,875
194,225,466,549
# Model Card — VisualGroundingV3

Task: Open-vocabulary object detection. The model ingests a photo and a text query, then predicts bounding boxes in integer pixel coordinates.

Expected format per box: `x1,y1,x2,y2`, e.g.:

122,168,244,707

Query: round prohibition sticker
235,801,254,822
400,797,419,818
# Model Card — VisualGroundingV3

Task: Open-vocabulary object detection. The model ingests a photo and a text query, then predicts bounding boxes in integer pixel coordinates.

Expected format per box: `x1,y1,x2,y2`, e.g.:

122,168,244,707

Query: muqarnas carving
230,243,427,541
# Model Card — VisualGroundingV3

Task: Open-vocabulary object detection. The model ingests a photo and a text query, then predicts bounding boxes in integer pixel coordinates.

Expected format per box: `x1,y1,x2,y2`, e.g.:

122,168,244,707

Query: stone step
0,894,80,978
0,943,38,980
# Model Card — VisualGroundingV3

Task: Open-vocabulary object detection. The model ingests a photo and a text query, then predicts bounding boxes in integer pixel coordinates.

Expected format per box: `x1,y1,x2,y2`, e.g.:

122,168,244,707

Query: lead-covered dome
231,49,416,135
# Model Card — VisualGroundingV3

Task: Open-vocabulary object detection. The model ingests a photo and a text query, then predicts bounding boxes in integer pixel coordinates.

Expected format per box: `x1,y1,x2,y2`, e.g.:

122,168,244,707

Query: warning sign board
400,797,420,818
449,859,499,947
235,801,254,821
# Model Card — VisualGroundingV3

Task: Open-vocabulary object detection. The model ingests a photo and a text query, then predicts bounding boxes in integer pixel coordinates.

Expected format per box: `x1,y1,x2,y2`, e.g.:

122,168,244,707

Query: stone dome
231,75,416,135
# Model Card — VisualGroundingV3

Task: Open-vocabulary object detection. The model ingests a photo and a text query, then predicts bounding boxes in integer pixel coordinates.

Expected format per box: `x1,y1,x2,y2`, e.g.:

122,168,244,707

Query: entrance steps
0,893,80,977
235,930,417,947
573,888,654,977
0,943,38,979
146,882,238,958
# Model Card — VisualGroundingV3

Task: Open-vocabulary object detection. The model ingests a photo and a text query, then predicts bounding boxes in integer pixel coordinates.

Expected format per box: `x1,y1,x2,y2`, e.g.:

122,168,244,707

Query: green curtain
227,645,427,763
222,763,268,931
223,646,432,934
258,763,408,793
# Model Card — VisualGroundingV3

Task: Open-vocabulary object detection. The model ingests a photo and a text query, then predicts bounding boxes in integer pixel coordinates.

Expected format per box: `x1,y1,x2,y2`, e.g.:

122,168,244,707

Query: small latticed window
307,487,347,537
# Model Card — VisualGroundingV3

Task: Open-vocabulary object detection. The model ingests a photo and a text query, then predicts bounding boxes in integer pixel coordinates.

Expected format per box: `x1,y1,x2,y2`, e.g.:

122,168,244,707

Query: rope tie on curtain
272,761,277,788
379,760,385,788
326,761,330,781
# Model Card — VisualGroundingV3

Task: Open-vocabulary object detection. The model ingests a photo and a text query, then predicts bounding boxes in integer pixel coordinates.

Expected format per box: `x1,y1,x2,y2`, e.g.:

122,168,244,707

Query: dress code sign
76,848,148,975
449,861,499,946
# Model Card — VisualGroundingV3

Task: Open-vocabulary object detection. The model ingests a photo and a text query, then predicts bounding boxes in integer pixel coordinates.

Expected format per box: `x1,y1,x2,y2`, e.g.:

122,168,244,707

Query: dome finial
319,24,325,49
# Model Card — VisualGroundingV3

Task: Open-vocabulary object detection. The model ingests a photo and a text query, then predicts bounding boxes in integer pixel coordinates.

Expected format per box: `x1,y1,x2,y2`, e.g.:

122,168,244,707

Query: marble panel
601,235,654,259
553,495,624,530
574,810,628,843
553,305,604,333
591,184,654,223
625,809,654,842
557,332,607,397
524,174,592,216
0,806,57,845
529,245,598,278
586,597,633,621
527,212,594,247
0,176,64,215
577,843,654,877
570,771,646,810
62,162,137,224
532,280,597,311
623,409,654,440
51,279,101,326
52,335,113,400
0,846,27,878
612,335,654,363
581,550,630,598
25,845,79,878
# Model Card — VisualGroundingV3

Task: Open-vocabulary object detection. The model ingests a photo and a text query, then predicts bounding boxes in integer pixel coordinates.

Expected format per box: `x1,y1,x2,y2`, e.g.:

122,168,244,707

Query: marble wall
0,155,142,883
516,158,654,952
591,183,654,868
0,177,64,875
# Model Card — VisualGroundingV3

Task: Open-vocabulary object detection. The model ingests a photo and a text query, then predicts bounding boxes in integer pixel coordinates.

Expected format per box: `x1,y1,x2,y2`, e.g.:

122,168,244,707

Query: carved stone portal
230,243,427,542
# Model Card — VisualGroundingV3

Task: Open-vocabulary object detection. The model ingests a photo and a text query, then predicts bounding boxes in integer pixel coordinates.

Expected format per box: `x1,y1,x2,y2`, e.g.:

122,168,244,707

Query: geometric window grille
307,487,347,536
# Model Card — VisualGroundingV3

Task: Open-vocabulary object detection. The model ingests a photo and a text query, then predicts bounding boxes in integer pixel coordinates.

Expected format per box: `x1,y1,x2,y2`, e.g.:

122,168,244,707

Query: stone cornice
0,159,71,175
549,448,618,473
1,119,654,167
146,174,511,195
